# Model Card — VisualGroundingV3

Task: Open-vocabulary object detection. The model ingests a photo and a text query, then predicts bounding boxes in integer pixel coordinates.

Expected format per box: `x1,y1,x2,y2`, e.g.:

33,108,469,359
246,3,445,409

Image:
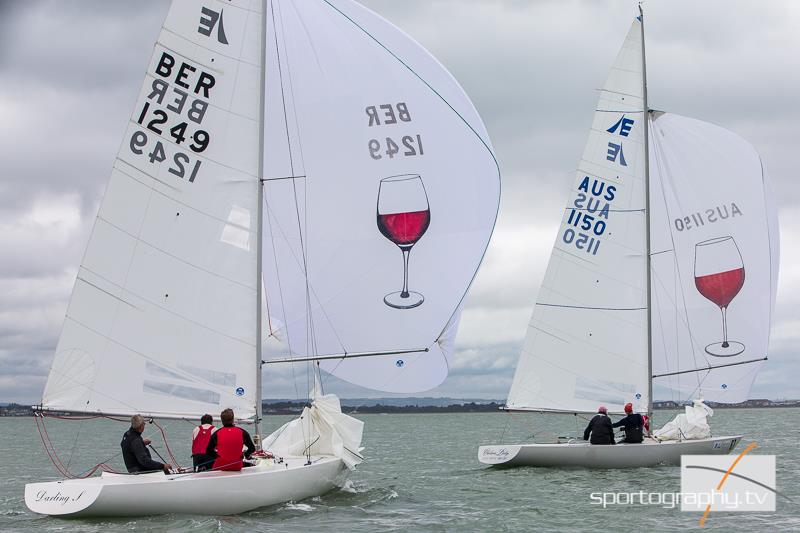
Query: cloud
1,0,798,404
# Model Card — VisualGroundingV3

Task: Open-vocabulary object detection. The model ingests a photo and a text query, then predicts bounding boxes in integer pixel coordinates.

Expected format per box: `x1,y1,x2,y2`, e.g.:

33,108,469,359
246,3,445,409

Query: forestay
649,112,779,403
506,19,649,414
261,0,500,392
43,0,263,419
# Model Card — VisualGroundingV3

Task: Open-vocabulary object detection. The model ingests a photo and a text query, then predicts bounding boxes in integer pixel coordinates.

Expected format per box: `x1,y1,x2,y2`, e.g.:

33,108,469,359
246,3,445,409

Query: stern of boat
24,480,103,516
478,445,521,466
704,435,743,455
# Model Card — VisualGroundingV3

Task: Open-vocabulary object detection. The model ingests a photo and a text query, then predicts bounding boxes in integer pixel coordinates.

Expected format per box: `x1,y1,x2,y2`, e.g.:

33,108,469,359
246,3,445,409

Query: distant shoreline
2,399,797,417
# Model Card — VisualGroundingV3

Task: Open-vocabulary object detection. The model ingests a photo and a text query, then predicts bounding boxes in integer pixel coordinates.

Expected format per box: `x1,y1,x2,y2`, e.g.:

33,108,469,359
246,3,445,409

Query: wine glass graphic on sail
694,236,746,357
377,174,430,309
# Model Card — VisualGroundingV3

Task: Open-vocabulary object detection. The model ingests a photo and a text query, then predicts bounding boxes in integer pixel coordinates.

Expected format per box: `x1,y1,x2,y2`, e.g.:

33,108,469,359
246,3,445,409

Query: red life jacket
191,425,214,455
212,426,244,471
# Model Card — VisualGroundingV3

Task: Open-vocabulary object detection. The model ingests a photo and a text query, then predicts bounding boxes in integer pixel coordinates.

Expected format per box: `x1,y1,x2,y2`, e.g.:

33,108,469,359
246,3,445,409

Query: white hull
478,435,742,468
25,455,347,517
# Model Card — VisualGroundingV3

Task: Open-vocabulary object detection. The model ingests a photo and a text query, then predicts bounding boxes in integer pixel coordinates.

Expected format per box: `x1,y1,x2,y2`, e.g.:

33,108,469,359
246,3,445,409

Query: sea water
2,408,798,532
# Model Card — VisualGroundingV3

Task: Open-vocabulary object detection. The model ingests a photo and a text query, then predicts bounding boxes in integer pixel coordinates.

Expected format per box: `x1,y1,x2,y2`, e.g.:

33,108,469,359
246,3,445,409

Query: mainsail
506,16,779,414
43,1,263,419
261,0,500,392
507,19,649,414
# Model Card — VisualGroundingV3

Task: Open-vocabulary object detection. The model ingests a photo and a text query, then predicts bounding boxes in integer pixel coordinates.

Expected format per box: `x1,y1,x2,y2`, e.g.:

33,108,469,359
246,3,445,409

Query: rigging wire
268,0,312,453
34,412,184,478
649,122,706,385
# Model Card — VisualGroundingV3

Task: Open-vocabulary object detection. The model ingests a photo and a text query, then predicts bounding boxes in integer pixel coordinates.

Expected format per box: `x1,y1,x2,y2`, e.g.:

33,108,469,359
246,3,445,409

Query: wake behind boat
479,6,779,469
25,0,499,517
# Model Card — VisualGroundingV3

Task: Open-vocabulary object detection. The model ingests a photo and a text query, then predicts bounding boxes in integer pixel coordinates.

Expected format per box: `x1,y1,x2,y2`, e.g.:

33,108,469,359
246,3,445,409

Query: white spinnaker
261,0,500,392
43,0,262,419
649,112,779,403
506,19,649,414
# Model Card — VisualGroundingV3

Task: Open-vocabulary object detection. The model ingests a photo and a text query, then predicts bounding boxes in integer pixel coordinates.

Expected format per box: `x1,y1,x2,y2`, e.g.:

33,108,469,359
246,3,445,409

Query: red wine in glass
378,210,431,246
377,175,430,309
694,236,746,357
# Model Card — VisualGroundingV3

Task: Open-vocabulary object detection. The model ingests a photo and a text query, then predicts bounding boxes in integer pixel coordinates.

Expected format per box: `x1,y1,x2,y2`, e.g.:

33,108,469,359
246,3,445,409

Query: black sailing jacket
583,414,616,445
121,427,164,473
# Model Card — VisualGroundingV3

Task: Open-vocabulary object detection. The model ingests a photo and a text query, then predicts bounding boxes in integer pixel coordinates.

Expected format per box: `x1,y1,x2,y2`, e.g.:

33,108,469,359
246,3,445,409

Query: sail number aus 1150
368,135,424,160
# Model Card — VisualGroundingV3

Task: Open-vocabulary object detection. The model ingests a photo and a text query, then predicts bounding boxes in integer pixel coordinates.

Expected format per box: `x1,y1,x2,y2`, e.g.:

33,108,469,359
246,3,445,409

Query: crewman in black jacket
583,406,616,445
612,403,645,443
121,414,172,473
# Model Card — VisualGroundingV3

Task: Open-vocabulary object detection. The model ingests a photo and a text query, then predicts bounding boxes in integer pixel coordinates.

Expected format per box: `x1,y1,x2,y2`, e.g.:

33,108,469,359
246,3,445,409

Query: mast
638,3,653,423
254,0,268,446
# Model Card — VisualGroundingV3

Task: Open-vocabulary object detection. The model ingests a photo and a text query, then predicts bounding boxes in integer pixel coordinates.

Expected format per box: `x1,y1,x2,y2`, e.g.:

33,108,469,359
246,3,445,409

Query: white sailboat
479,7,779,468
25,0,499,516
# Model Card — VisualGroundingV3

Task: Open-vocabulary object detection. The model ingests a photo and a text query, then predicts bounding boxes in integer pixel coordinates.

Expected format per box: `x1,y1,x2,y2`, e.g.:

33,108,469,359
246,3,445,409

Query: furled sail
506,19,650,414
42,0,263,419
649,112,779,403
261,0,500,392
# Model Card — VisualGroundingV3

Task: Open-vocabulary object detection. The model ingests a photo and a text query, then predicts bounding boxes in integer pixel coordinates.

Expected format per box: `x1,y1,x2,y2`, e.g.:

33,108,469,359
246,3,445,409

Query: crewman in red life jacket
191,413,216,472
205,408,256,472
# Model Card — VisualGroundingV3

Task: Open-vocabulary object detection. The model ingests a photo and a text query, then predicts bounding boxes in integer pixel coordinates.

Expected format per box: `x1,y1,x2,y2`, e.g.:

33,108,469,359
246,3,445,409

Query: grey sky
0,0,797,403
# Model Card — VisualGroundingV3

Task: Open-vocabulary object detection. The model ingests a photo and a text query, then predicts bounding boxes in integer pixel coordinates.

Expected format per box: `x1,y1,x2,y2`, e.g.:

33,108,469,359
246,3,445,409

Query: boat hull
25,455,347,517
478,435,742,468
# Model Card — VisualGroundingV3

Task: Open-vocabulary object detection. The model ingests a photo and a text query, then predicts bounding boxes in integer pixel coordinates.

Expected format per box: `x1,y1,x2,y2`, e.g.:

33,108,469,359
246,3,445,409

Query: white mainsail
507,19,649,414
43,0,263,419
649,112,779,403
261,0,500,392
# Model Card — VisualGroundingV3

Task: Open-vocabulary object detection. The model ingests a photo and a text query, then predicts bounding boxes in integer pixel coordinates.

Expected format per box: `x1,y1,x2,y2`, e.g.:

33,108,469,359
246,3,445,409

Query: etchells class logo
198,6,228,45
681,443,781,526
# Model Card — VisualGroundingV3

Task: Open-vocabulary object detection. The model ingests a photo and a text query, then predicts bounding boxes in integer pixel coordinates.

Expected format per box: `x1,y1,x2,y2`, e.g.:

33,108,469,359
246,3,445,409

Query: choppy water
1,408,798,532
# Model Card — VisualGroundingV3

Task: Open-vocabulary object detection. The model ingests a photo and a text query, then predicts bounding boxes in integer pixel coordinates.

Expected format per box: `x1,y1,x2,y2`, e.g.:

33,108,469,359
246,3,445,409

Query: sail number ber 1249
127,51,216,183
366,103,424,160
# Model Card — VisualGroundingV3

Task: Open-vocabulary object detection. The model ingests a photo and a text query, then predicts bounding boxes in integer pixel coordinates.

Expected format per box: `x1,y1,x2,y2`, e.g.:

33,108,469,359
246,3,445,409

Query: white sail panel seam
598,88,642,99
68,279,257,348
116,160,182,192
536,303,646,311
161,27,258,67
61,314,254,402
577,160,643,184
595,109,645,113
547,249,647,293
114,162,256,230
94,217,257,291
529,319,647,368
75,272,138,309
